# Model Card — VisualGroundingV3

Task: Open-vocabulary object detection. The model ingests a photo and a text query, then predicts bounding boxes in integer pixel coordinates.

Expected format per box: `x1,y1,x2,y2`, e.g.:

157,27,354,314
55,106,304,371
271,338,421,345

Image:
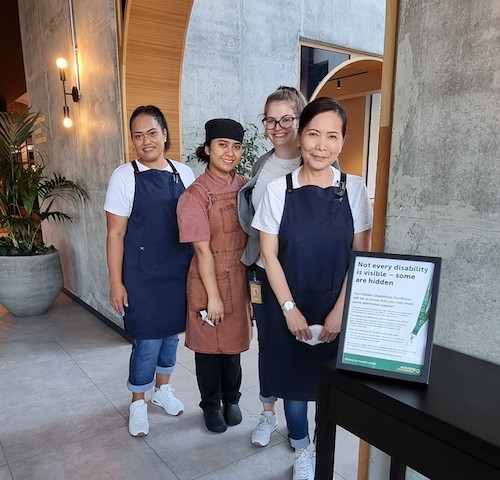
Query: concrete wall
181,0,385,175
17,0,124,325
16,0,385,329
383,2,500,476
387,0,500,363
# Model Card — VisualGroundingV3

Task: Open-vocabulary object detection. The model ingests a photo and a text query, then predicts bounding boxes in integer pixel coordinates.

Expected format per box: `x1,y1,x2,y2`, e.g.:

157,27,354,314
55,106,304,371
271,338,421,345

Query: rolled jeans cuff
260,393,278,404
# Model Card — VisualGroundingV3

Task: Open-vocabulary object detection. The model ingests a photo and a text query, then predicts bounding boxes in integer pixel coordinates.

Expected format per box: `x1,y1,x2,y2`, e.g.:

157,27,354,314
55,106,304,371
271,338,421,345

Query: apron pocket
188,270,235,314
218,203,240,234
138,246,176,281
296,290,335,326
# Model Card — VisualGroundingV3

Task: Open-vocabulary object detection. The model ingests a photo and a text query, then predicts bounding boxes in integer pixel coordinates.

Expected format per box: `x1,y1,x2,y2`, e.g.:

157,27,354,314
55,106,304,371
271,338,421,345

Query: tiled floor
0,294,359,480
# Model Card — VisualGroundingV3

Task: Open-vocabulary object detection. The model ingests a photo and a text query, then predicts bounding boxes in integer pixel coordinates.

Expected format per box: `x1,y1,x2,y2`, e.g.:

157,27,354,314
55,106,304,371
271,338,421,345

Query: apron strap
285,170,347,194
190,181,215,218
335,172,347,197
131,158,183,186
166,159,181,185
285,173,294,193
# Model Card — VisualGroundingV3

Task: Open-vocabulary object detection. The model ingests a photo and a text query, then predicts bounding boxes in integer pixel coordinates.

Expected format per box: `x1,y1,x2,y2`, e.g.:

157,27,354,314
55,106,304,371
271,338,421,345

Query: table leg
316,381,336,480
390,458,406,480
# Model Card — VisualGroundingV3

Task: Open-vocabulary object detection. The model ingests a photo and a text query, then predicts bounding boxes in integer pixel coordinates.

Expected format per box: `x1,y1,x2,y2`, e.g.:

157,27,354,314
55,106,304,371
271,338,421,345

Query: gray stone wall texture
387,0,500,365
16,0,385,328
17,0,124,326
182,0,385,175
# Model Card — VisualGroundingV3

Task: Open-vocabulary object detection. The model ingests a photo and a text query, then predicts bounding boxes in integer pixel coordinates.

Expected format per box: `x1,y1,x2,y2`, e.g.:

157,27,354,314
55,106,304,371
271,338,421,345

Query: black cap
205,118,244,144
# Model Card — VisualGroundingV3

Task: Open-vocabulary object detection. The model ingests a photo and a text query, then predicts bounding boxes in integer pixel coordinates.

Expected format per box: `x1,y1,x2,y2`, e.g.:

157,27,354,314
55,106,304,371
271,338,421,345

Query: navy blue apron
122,160,193,339
261,172,353,401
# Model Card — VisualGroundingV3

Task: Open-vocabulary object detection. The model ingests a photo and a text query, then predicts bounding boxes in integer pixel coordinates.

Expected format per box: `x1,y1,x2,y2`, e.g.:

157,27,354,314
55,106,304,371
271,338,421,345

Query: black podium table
316,346,500,480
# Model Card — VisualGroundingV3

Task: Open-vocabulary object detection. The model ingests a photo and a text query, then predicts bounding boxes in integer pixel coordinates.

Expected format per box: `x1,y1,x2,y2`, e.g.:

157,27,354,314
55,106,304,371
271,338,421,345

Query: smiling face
263,100,299,149
130,114,167,167
298,111,344,172
205,138,243,179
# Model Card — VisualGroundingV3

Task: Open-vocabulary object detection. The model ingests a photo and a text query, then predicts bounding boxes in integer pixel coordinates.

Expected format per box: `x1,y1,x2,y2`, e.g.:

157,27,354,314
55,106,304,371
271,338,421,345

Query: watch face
282,300,295,311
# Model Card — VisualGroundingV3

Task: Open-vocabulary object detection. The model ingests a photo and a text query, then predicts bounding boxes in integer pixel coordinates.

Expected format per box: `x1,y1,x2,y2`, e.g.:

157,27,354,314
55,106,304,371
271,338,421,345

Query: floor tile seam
0,330,51,344
0,440,7,467
188,443,292,480
0,349,76,375
5,424,131,466
49,333,129,403
135,436,183,480
239,383,261,394
0,331,54,346
92,380,136,420
1,463,13,479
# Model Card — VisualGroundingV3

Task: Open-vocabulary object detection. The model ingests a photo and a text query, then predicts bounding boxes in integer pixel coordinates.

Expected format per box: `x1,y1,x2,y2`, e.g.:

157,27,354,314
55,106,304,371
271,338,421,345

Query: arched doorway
310,57,383,201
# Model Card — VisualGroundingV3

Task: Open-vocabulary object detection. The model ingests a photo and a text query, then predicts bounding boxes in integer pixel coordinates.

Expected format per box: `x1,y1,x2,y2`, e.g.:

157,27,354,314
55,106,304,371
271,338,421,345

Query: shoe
129,399,149,437
251,411,278,447
151,384,184,416
204,409,227,433
224,403,242,426
309,450,333,479
292,449,314,480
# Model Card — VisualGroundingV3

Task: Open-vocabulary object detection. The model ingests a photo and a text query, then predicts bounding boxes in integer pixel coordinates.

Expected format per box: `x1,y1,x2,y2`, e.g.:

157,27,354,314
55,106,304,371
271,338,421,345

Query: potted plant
0,111,88,317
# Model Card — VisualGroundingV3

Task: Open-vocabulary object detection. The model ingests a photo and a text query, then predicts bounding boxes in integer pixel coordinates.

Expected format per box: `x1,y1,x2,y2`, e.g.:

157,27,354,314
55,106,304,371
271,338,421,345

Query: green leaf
0,111,88,256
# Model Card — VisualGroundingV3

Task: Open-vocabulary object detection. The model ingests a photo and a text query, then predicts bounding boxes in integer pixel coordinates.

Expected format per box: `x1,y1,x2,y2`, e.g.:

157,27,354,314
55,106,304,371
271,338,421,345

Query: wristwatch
281,300,296,311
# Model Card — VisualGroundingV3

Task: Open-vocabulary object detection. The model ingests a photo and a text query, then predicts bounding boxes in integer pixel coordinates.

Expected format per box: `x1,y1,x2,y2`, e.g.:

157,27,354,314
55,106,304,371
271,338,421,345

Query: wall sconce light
56,57,80,128
337,79,341,90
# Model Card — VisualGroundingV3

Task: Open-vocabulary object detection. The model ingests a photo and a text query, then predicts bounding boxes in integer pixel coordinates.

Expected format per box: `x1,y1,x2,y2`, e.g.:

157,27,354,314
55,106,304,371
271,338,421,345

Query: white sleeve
346,175,373,233
251,176,287,234
104,164,135,218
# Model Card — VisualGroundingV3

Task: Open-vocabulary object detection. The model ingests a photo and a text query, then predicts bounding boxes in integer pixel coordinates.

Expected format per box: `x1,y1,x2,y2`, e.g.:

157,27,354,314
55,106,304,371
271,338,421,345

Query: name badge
249,280,262,304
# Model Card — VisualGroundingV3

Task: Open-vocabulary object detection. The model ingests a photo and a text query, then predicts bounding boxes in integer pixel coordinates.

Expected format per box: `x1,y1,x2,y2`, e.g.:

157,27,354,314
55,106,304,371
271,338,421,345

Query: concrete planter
0,250,64,317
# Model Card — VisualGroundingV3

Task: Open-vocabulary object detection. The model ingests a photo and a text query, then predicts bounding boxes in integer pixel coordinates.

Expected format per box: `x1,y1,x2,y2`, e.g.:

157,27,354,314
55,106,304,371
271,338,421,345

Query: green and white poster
337,252,441,384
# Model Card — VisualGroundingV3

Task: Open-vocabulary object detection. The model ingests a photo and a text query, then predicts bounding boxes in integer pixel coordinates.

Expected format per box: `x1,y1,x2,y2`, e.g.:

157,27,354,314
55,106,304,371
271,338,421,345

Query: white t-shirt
252,153,302,211
252,166,373,235
104,160,196,218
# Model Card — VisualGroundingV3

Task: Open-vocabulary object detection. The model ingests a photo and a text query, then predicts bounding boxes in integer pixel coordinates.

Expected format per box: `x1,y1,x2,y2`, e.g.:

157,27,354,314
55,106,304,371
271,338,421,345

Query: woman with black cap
177,118,253,433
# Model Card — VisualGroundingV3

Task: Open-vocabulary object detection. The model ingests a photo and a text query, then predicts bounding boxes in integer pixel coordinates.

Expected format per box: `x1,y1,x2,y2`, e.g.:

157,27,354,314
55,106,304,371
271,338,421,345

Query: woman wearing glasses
105,105,195,437
238,86,308,447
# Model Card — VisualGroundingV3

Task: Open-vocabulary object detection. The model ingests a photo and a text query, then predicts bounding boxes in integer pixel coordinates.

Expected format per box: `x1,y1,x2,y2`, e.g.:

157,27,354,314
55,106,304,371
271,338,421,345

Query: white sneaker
151,384,184,416
129,399,149,437
308,450,335,480
292,449,314,480
251,411,278,447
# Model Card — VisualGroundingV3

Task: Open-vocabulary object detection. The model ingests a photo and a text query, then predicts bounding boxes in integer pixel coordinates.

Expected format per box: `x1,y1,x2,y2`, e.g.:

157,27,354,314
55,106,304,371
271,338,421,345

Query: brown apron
185,180,252,354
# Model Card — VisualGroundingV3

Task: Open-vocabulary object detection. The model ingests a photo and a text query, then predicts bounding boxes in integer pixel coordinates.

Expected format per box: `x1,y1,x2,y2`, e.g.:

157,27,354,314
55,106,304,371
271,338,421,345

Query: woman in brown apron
177,118,252,433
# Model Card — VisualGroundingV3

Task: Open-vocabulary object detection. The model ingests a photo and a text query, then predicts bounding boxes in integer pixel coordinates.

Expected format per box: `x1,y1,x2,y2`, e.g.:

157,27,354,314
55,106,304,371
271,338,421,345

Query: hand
318,309,342,343
110,282,128,316
207,296,224,325
283,307,312,341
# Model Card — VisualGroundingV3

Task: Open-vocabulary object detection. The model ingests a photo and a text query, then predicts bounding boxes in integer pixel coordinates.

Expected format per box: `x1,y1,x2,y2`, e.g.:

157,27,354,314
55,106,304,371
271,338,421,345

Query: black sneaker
224,403,242,426
204,409,227,433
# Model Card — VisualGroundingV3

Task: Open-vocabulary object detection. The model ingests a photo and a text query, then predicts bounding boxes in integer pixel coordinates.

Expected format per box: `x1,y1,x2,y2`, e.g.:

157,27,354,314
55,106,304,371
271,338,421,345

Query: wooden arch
120,0,194,162
310,56,383,101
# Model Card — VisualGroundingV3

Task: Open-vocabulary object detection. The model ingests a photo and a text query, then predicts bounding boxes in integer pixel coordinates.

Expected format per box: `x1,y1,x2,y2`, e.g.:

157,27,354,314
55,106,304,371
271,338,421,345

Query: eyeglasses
262,115,297,130
132,130,162,142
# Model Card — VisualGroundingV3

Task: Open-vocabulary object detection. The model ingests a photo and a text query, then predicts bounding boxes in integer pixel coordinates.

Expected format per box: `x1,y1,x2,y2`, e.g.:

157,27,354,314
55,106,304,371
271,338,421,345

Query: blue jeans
284,399,317,449
248,266,278,405
128,335,179,393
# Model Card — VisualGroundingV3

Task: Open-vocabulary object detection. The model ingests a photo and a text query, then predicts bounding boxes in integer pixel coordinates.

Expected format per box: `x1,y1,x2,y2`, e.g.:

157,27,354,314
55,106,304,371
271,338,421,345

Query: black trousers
195,352,242,413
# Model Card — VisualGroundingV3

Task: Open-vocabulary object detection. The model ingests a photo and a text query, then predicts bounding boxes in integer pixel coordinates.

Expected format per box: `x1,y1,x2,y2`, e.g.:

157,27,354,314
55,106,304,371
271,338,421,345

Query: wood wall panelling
122,0,194,162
